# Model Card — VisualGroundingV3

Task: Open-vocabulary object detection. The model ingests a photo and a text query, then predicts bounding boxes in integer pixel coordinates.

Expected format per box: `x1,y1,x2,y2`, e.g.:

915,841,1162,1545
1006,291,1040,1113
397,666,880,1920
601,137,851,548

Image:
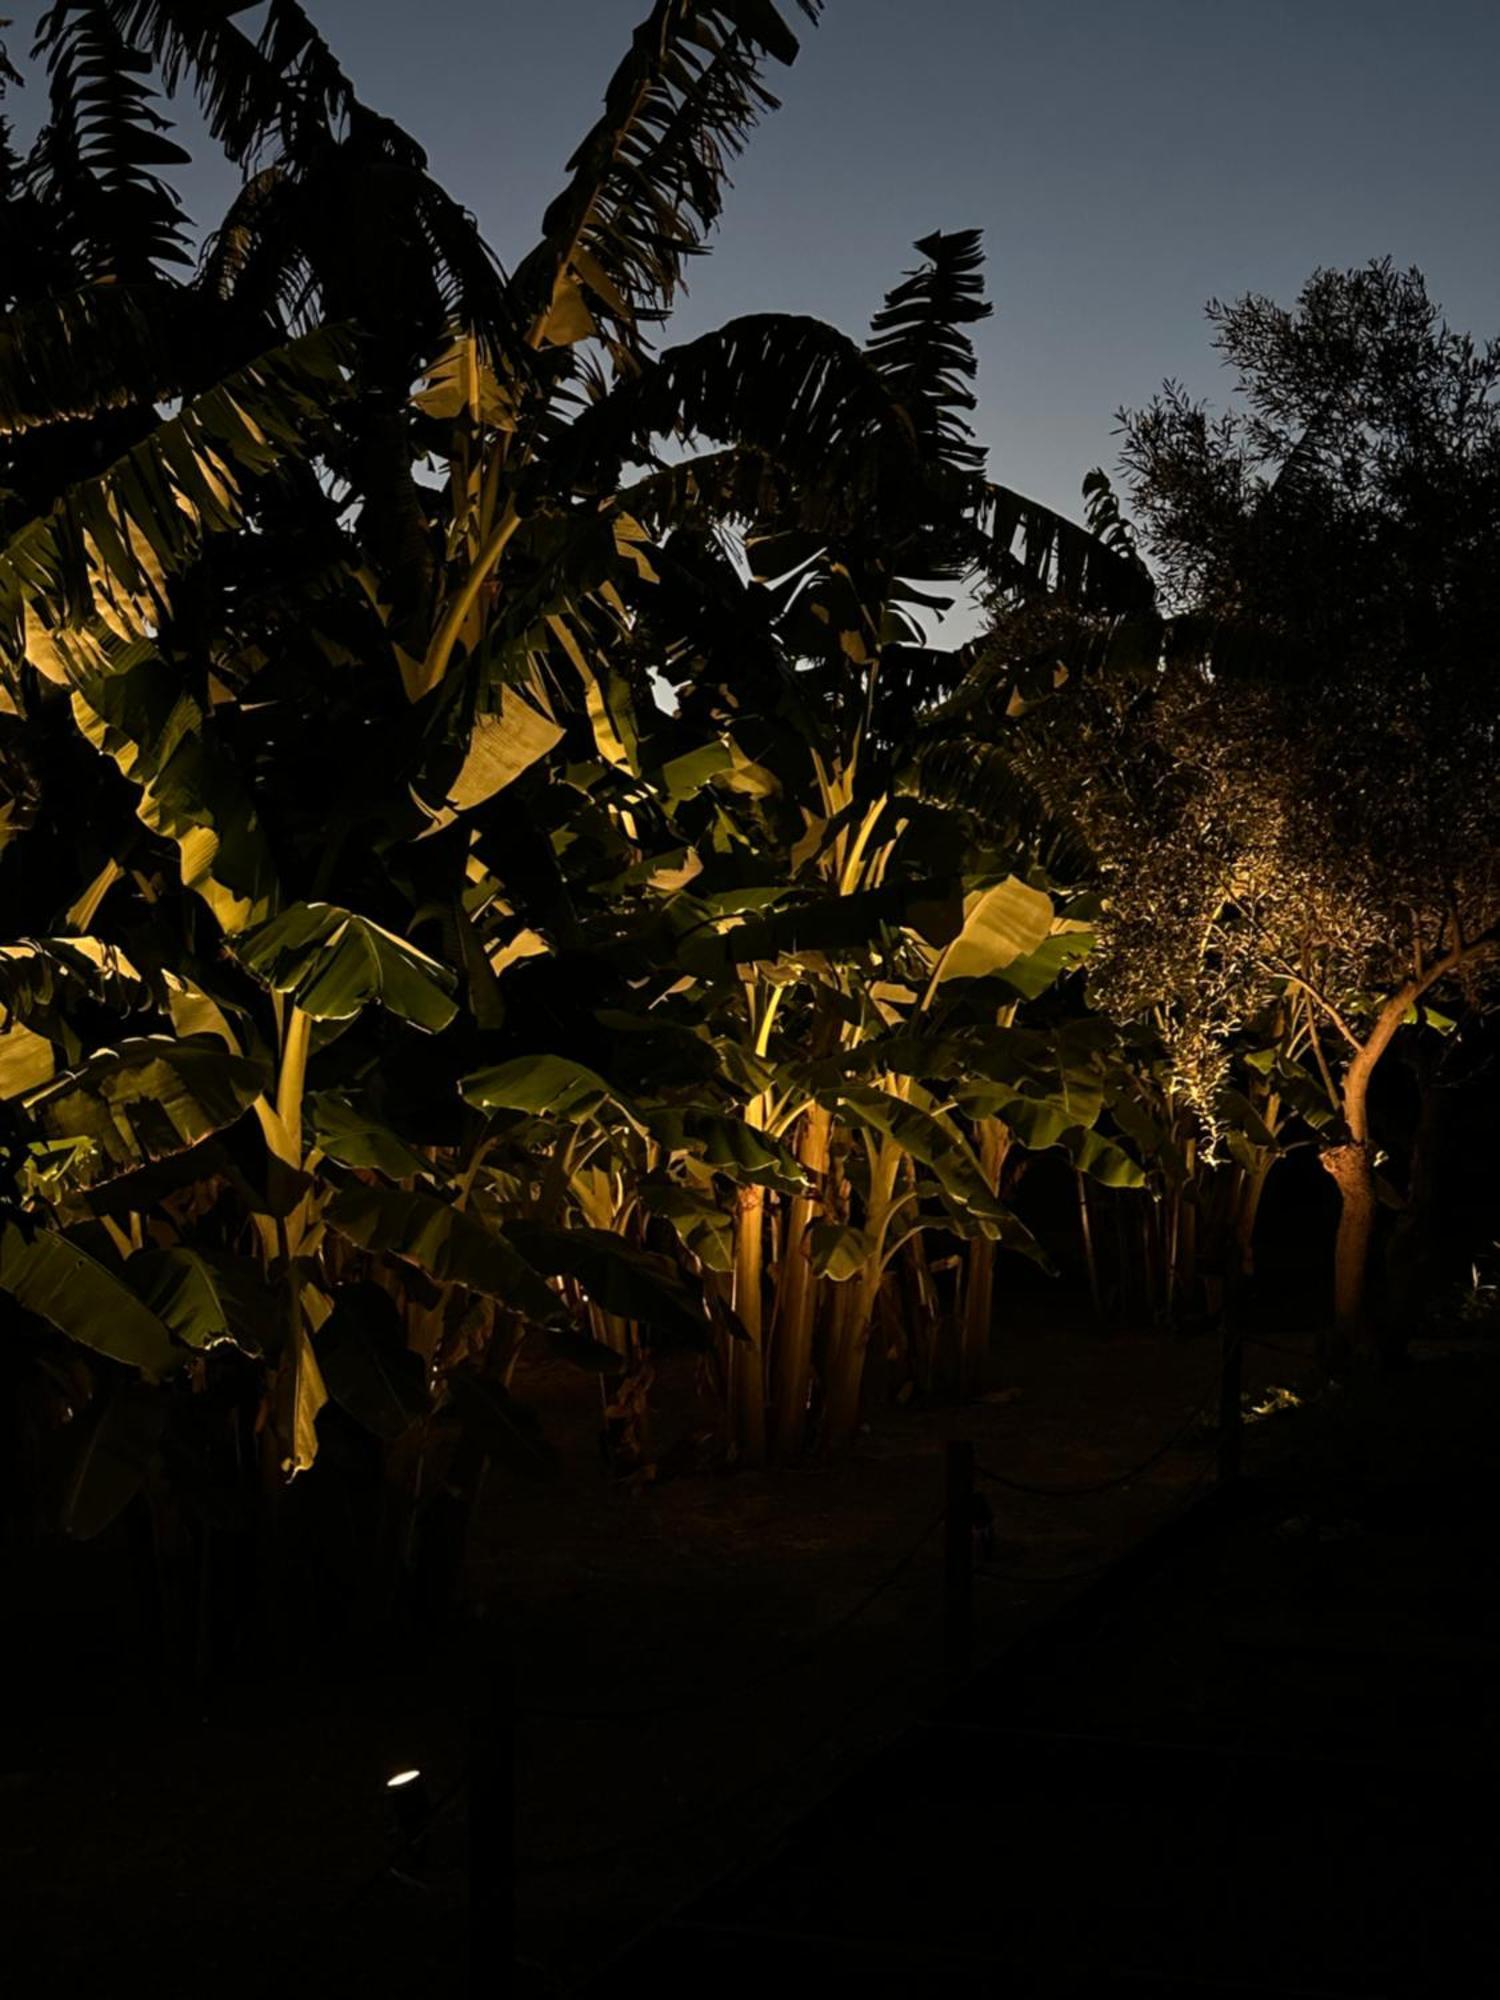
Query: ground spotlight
385,1766,433,1875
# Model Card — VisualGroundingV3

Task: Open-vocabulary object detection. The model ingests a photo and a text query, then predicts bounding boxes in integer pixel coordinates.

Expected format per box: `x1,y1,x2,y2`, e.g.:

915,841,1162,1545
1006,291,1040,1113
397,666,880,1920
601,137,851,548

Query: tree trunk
1321,1138,1377,1367
1321,1048,1383,1364
731,1183,767,1465
959,1120,1010,1394
821,1276,865,1450
1076,1169,1103,1324
771,1103,831,1458
1315,965,1479,1367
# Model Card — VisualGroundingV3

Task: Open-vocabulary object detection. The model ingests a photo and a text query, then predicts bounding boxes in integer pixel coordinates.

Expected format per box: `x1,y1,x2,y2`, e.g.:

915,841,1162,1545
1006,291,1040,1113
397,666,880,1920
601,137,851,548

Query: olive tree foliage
1000,263,1500,1356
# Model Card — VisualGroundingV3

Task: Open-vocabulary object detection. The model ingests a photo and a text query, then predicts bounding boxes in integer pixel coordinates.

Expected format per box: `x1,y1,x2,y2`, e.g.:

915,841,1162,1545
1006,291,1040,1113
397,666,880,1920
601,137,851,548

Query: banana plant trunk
823,1145,903,1449
731,1183,767,1465
959,1120,1010,1394
772,1103,831,1458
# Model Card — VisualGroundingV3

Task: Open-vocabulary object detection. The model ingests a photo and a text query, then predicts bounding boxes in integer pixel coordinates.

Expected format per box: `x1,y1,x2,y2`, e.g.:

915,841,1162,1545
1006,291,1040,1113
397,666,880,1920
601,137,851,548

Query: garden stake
945,1440,975,1670
468,1640,515,1993
1217,1314,1244,1488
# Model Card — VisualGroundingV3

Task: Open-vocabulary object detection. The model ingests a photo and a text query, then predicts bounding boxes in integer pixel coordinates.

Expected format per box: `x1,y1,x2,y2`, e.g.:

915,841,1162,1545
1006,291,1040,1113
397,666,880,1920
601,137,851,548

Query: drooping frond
97,0,361,166
975,483,1156,614
616,445,793,535
0,324,352,666
560,313,917,516
200,141,515,372
906,732,1096,879
511,0,822,358
0,281,197,435
27,1,192,280
865,228,991,475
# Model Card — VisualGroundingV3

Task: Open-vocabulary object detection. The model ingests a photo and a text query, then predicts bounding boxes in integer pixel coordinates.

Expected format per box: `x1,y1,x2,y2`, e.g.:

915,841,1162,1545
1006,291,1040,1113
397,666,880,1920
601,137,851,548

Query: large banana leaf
67,641,279,933
443,690,565,810
511,1,820,355
975,483,1155,614
0,936,153,1078
0,1024,55,1099
314,1280,429,1440
59,1385,167,1541
85,4,350,166
864,228,991,477
563,313,917,504
643,1107,809,1193
636,1179,734,1272
0,282,194,436
126,1246,277,1355
0,1222,182,1379
995,928,1095,1000
235,904,458,1031
0,327,351,664
24,1037,269,1188
307,1091,432,1179
503,1221,711,1349
930,876,1055,984
324,1183,563,1325
461,1054,630,1125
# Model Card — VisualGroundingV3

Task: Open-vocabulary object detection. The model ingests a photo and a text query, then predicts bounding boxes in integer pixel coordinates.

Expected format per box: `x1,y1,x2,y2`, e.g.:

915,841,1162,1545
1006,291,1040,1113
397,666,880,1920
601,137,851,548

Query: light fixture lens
386,1768,422,1790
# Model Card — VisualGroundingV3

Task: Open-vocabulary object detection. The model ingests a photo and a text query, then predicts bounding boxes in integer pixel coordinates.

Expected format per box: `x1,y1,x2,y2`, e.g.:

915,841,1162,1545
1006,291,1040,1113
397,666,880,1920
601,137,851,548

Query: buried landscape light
386,1767,433,1874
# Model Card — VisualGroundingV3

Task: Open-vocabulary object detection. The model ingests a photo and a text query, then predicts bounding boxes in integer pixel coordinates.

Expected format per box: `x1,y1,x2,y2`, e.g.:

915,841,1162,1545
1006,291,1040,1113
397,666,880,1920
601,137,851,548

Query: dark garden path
579,1348,1500,1998
8,1329,1494,1998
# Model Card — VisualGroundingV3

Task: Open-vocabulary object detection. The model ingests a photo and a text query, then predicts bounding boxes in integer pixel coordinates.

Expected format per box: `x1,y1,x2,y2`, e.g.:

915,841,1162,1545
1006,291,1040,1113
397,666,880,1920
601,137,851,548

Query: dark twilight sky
17,1,1499,623
303,0,1499,513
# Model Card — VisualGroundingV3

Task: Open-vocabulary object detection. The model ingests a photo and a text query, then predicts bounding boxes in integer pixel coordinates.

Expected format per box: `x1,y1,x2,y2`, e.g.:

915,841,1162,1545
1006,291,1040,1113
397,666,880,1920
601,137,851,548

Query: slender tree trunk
731,1183,767,1466
1321,1028,1393,1366
1314,958,1484,1365
1173,1135,1200,1329
1322,1137,1376,1366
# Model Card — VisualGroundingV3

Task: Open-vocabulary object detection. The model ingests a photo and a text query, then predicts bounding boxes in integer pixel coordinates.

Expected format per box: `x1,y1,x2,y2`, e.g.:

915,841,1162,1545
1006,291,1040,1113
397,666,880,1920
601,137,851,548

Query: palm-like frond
98,0,359,166
0,281,199,435
975,483,1156,614
561,313,916,511
865,228,991,476
201,142,514,372
27,1,192,281
616,445,793,534
0,324,352,665
511,0,821,357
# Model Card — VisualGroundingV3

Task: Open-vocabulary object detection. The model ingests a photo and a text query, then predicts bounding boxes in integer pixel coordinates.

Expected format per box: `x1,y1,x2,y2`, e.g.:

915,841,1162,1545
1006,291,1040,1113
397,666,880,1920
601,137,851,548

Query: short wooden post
1217,1314,1243,1488
468,1638,514,1995
944,1440,974,1671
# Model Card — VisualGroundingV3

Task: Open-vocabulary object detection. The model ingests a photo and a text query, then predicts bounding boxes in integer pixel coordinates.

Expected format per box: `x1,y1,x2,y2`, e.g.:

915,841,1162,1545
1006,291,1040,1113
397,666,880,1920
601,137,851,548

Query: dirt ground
0,1302,1293,1993
3,1297,1489,1998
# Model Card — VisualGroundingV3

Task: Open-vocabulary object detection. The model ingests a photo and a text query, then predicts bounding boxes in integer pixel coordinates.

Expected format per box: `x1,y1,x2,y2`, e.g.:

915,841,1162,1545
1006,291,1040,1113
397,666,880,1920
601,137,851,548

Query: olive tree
1093,262,1500,1361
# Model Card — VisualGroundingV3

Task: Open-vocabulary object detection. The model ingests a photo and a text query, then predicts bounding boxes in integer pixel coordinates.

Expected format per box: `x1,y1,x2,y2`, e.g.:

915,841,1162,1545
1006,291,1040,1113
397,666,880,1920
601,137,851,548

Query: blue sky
10,1,1497,613
301,0,1500,521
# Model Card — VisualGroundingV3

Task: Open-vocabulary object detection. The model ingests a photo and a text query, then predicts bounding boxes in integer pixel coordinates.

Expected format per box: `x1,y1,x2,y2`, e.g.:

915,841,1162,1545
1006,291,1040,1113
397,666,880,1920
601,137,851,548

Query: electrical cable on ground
974,1326,1245,1500
974,1453,1226,1585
